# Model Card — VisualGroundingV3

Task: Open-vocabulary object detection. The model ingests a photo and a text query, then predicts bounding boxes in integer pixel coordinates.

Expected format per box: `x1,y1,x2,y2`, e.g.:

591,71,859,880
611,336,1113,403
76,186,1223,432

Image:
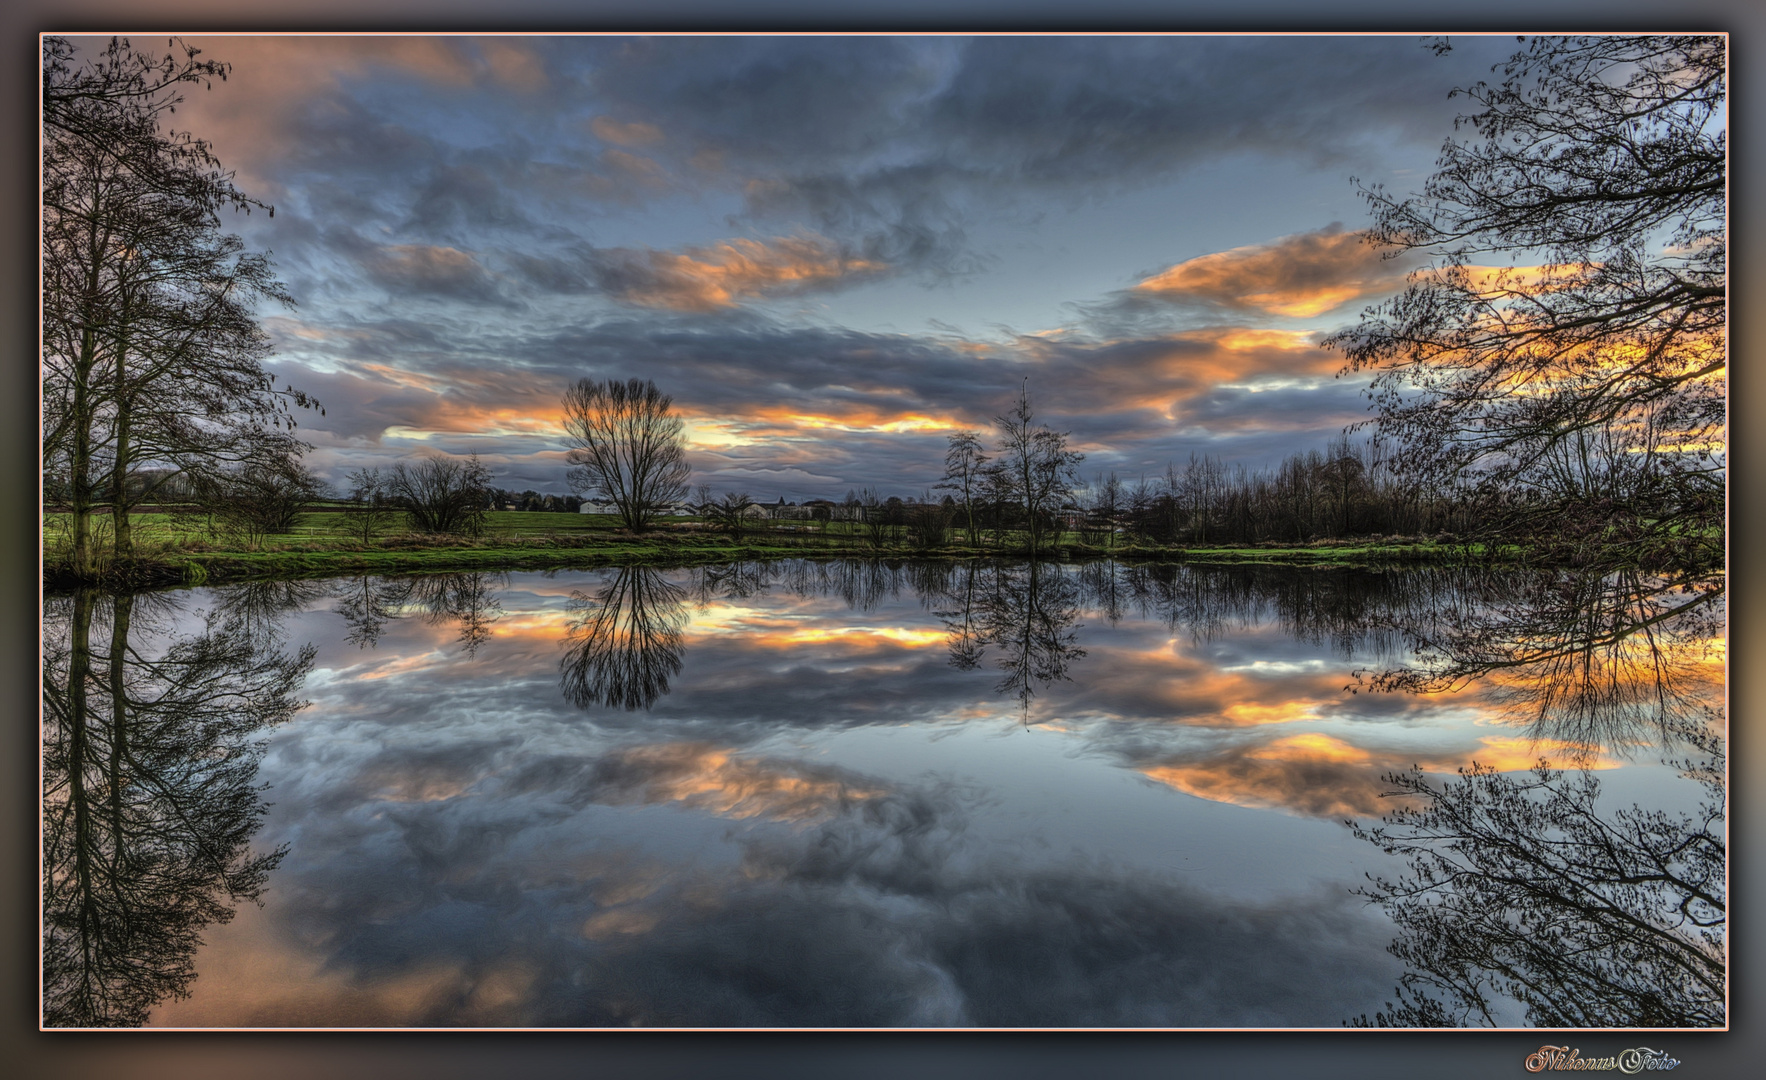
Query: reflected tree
208,578,333,648
561,566,691,711
1361,568,1723,754
936,561,1086,716
333,574,405,650
42,590,313,1026
1349,727,1725,1028
381,572,506,657
691,559,777,605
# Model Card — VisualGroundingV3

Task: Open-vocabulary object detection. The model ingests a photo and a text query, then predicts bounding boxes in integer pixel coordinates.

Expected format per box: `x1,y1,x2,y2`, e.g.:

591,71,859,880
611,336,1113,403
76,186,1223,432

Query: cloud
588,116,663,147
573,234,891,312
1132,731,1619,820
267,306,1377,495
358,243,512,304
1126,225,1417,318
154,734,1401,1027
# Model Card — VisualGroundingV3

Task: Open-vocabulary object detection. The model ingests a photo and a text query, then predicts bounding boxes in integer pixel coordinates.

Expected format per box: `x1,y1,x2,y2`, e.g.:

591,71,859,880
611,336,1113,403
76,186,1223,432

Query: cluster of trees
1081,436,1478,548
491,488,581,513
42,37,320,577
1328,35,1724,578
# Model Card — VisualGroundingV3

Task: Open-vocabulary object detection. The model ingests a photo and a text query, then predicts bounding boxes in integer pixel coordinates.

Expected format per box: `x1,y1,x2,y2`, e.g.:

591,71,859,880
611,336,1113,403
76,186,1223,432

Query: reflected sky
93,561,1720,1028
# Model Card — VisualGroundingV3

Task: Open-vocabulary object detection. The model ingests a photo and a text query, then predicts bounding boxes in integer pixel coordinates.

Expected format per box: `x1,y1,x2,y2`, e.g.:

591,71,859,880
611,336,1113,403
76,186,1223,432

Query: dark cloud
162,733,1400,1026
135,35,1537,496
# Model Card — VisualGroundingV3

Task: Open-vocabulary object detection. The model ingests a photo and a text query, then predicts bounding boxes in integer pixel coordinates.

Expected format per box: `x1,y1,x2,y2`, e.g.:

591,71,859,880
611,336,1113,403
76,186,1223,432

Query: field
40,504,1474,590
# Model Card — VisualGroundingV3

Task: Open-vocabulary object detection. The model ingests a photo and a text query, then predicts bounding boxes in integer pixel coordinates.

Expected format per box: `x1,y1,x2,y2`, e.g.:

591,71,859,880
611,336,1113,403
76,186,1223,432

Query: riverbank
41,523,1479,592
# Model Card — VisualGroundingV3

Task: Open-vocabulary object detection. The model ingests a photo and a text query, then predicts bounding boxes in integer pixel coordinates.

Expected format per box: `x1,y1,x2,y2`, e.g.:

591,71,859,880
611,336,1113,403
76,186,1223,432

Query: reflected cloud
152,739,1400,1026
545,742,887,824
1137,732,1619,820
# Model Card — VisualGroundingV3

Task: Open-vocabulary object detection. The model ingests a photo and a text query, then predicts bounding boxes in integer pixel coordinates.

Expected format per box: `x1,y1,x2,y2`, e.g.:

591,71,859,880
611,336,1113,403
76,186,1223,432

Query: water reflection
41,558,1724,1028
333,572,507,656
930,561,1086,715
560,566,689,711
1359,567,1724,755
1350,726,1726,1028
41,590,313,1027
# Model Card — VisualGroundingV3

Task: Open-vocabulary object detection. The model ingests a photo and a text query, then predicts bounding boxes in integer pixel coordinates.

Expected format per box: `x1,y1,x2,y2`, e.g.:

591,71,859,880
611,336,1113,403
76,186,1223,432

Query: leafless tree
189,448,325,550
387,453,490,536
1328,36,1725,575
938,431,989,546
991,383,1083,554
704,490,755,539
562,378,691,531
41,37,315,577
339,466,397,545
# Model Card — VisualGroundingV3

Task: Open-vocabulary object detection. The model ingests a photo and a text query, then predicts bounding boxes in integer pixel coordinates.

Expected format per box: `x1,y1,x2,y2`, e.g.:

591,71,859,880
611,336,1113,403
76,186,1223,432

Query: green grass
41,507,1488,591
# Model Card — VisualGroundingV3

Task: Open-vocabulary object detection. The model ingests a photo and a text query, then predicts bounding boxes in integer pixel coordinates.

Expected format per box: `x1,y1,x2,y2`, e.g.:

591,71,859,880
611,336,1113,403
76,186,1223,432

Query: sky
70,32,1530,499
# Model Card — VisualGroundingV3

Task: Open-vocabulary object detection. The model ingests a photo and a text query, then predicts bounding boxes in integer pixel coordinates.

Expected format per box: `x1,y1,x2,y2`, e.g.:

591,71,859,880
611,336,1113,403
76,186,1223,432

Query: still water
41,560,1725,1028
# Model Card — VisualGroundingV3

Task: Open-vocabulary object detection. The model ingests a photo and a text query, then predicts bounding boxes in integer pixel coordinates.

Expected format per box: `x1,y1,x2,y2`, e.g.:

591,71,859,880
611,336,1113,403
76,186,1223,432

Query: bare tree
339,467,397,546
190,447,324,550
387,453,490,536
705,490,755,539
41,37,315,577
1328,36,1725,575
937,431,989,546
992,383,1083,554
562,378,691,531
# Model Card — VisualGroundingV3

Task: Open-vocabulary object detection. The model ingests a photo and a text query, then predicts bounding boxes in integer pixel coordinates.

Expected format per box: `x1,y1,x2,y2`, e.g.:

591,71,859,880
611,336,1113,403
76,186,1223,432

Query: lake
40,559,1726,1028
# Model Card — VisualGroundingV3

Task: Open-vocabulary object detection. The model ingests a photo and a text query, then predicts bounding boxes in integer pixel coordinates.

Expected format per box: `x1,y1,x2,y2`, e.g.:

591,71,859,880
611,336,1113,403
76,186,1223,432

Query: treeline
1090,435,1475,547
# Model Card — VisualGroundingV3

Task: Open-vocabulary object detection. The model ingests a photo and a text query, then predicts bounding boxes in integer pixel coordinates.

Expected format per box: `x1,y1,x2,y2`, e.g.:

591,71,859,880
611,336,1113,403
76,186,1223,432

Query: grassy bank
42,508,1482,591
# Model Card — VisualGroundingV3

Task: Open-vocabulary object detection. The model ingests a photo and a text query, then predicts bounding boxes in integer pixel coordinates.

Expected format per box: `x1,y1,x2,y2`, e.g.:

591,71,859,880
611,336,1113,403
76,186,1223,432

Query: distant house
579,500,698,517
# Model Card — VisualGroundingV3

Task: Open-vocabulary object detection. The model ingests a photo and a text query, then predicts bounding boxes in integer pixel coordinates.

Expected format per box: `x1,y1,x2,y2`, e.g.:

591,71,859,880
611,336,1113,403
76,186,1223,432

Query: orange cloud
597,743,884,823
1139,731,1617,819
1132,225,1412,318
591,234,888,311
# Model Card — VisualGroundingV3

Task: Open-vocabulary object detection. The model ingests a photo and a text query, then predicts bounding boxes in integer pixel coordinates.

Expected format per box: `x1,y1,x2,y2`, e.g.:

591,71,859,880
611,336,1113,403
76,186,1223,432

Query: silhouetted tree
938,431,989,546
41,36,315,577
388,453,490,536
339,466,397,545
705,490,756,539
1329,36,1725,575
562,377,691,531
991,384,1083,554
188,447,324,550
